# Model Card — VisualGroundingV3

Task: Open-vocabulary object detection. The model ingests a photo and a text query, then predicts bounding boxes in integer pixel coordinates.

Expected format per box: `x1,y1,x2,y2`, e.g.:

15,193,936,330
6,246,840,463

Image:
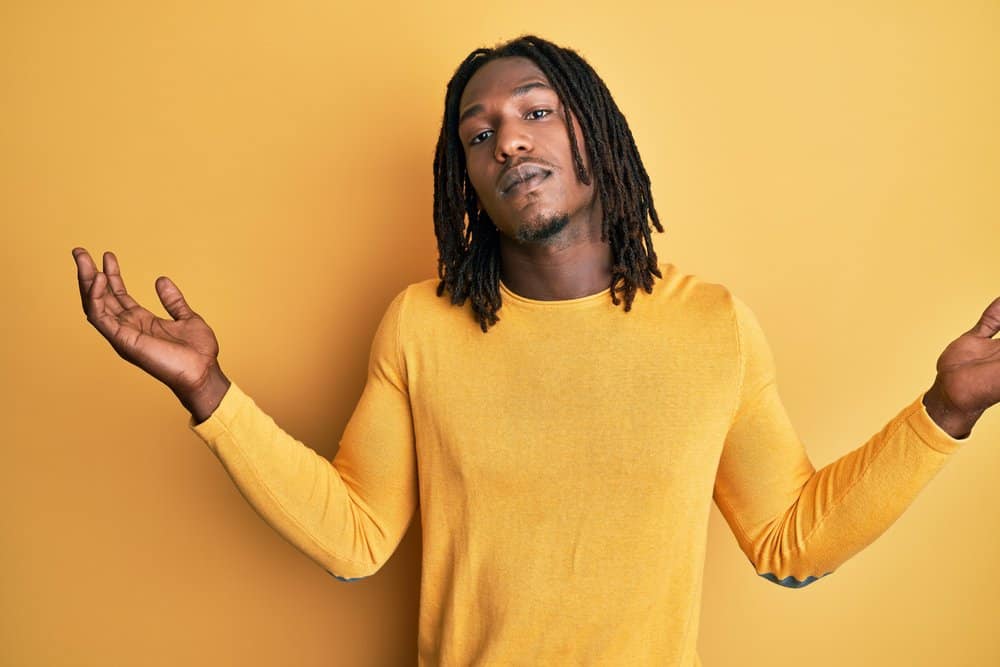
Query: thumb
155,276,195,321
967,295,1000,338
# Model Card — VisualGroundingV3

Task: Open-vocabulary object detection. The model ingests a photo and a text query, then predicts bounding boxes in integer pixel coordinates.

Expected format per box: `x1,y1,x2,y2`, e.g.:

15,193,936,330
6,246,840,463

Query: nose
493,120,532,162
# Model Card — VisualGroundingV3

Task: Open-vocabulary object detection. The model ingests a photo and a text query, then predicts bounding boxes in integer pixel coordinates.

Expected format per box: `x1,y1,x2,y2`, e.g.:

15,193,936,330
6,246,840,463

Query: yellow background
3,1,998,665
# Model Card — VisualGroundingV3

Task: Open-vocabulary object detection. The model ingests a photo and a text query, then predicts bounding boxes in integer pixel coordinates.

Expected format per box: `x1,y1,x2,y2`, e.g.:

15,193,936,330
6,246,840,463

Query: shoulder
382,277,479,335
639,261,740,318
392,277,457,316
395,277,444,307
648,264,772,365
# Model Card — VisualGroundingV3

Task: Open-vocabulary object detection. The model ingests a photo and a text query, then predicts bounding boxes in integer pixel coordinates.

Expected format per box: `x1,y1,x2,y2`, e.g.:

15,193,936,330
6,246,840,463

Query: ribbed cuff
188,381,247,446
906,390,970,454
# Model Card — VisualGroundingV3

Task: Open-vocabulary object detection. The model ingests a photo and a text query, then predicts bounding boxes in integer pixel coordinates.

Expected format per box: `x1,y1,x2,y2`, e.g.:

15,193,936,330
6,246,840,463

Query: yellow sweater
189,262,967,666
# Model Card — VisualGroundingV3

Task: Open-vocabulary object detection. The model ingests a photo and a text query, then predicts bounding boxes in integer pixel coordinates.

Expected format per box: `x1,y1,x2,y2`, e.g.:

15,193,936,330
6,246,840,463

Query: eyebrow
458,81,554,126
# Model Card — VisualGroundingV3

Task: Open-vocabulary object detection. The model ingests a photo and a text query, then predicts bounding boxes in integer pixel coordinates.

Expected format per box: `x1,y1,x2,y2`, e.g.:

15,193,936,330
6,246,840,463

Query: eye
527,108,552,120
470,130,493,146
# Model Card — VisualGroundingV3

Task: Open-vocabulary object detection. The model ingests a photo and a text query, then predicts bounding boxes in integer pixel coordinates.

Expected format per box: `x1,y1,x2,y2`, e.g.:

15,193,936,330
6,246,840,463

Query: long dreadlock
433,35,664,332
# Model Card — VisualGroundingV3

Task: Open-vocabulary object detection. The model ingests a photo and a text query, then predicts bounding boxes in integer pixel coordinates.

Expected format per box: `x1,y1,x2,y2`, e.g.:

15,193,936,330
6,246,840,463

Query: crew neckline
498,279,612,308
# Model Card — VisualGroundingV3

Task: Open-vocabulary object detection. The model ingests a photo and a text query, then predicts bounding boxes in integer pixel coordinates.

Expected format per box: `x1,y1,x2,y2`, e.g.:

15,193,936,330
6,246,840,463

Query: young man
73,35,997,666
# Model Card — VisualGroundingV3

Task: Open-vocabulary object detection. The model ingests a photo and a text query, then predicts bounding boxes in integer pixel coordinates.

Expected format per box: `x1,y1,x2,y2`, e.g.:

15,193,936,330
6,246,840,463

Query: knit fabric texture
190,262,967,666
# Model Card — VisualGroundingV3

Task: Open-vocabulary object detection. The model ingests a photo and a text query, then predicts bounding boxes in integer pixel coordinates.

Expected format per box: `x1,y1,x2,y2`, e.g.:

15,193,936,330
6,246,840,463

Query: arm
189,290,418,581
73,247,418,580
712,295,969,588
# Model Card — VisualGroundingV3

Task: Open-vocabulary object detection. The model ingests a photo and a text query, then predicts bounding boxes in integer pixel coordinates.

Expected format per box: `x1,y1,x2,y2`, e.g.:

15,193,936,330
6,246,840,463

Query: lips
498,163,552,198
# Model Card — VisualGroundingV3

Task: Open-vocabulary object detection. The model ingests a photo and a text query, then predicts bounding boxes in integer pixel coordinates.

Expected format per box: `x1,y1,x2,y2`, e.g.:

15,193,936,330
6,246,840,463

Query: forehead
459,56,552,109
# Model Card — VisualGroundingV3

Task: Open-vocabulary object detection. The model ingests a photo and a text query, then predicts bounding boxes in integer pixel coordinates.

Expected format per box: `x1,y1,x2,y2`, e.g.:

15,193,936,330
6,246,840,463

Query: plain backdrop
3,1,998,665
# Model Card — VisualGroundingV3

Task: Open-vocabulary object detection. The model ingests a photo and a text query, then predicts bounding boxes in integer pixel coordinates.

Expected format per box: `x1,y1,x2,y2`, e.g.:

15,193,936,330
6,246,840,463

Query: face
457,57,597,244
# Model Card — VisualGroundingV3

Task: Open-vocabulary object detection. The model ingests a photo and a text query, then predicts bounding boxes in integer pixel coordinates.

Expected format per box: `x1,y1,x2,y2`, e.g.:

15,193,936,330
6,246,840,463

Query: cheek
464,156,493,202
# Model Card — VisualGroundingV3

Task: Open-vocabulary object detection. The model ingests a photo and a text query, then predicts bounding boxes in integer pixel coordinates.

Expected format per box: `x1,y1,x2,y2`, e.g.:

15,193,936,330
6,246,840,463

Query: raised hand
73,248,230,422
922,295,1000,439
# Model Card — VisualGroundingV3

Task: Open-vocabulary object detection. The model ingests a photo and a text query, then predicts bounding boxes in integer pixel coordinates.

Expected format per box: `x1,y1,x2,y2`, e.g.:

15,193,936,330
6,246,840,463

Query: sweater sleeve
712,294,969,588
188,289,418,581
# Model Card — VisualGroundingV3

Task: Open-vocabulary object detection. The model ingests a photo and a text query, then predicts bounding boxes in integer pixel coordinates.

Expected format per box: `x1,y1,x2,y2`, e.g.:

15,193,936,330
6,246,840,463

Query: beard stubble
513,212,571,244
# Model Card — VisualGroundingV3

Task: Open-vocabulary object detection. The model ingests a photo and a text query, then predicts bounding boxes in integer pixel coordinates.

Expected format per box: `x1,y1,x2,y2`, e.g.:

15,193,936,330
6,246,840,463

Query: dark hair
433,34,663,332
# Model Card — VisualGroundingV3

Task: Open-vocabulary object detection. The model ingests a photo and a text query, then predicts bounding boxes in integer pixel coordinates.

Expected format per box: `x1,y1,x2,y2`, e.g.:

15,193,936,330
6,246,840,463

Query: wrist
179,364,231,425
922,382,978,440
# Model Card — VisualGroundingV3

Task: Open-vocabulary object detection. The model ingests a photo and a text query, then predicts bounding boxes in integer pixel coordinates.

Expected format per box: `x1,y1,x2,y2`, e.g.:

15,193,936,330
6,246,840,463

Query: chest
406,319,739,501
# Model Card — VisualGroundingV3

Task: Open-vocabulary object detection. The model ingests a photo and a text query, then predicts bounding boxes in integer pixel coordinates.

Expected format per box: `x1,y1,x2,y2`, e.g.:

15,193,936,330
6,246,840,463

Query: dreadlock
433,35,664,332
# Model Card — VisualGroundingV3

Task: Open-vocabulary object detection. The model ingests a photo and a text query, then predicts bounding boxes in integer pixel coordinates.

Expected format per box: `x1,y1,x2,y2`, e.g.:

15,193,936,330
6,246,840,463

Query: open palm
73,248,220,396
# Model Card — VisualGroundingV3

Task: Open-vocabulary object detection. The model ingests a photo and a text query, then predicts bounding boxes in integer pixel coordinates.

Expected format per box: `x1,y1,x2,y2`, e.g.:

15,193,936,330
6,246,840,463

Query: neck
498,208,612,301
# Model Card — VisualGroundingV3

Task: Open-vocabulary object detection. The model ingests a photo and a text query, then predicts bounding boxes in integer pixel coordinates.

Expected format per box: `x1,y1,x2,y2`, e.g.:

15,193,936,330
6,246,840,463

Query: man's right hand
73,247,231,423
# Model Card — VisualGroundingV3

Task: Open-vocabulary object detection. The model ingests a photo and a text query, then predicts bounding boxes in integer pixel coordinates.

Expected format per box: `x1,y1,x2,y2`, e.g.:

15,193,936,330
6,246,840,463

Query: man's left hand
922,295,1000,439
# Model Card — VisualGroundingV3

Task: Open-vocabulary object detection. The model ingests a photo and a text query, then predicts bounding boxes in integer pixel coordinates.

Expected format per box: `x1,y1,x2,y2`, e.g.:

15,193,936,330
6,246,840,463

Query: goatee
514,213,571,244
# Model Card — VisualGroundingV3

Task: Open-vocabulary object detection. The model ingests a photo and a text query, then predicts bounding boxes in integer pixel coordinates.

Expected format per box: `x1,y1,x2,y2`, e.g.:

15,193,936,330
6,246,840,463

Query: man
73,35,997,666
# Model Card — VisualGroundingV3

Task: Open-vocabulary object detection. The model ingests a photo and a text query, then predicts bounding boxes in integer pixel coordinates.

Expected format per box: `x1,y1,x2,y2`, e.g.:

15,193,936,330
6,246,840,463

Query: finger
968,295,1000,339
155,276,195,321
85,272,124,342
73,248,122,316
73,247,97,311
100,278,124,316
102,251,140,310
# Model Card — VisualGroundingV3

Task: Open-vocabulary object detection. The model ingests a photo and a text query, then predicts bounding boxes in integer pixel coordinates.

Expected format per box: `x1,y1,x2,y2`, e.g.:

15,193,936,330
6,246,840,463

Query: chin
513,212,571,244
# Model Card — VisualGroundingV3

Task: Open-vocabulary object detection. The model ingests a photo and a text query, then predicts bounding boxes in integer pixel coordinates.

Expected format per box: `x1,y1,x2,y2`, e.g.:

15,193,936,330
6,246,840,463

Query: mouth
498,164,552,198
